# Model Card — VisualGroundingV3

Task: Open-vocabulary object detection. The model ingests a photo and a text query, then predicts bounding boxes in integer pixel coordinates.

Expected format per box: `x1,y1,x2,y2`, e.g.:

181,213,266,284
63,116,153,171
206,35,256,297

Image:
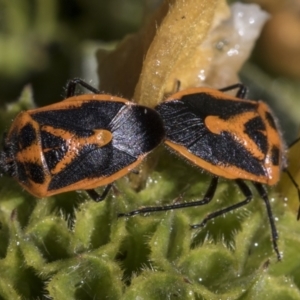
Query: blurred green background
0,0,160,106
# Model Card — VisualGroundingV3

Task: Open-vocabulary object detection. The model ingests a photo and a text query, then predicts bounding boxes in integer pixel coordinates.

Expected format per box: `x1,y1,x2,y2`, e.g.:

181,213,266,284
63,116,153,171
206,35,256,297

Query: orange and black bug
0,78,165,201
119,83,300,260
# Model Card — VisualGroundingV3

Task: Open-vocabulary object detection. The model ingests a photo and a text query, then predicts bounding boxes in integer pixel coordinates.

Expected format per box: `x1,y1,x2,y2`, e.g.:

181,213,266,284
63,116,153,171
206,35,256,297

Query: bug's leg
218,83,247,99
174,80,181,93
283,168,300,220
86,184,113,203
131,169,139,175
285,138,300,219
252,182,281,260
66,78,101,97
288,137,300,149
191,180,253,229
118,176,219,217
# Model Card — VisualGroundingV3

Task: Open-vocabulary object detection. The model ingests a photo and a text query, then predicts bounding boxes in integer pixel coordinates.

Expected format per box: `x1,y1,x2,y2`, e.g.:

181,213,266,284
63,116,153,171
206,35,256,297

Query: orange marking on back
41,125,112,175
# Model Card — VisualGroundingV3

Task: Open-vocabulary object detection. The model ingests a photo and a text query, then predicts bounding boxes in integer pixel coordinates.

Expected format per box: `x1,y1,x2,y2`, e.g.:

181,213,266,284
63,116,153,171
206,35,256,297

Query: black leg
118,176,219,217
253,182,281,260
288,137,300,149
219,83,247,99
66,78,101,98
191,179,252,229
86,184,113,202
283,169,300,220
175,80,181,93
131,169,139,175
284,138,300,220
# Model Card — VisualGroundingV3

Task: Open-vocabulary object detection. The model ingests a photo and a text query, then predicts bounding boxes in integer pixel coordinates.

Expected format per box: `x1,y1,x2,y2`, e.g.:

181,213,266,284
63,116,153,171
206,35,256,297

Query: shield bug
0,78,165,201
119,83,300,260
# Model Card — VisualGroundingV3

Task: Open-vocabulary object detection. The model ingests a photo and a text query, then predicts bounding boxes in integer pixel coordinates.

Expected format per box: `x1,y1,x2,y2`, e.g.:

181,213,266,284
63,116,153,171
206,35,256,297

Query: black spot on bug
41,130,68,171
25,162,45,184
44,149,67,172
41,130,65,150
16,162,28,184
18,123,37,150
265,111,277,130
271,146,280,166
244,116,268,155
